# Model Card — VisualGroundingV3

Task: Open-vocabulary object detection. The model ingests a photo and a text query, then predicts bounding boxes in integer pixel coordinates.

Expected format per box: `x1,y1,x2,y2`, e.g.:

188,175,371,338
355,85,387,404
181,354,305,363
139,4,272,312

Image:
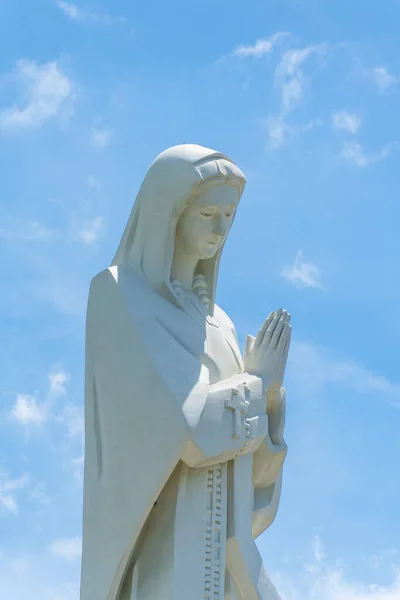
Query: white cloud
275,44,327,113
288,341,400,406
56,0,81,20
49,537,82,562
282,76,304,112
9,395,48,425
49,370,69,397
60,404,84,441
91,127,113,148
232,32,290,58
369,548,399,570
74,215,103,244
9,368,70,428
56,1,126,25
265,116,323,148
266,115,293,148
10,557,29,577
25,222,58,241
70,455,84,482
342,141,394,168
277,46,325,78
276,541,400,600
87,175,101,190
312,535,326,563
372,66,398,92
332,110,362,134
29,481,51,506
0,60,74,131
0,472,30,514
282,251,323,289
265,42,327,149
0,552,80,599
0,221,58,242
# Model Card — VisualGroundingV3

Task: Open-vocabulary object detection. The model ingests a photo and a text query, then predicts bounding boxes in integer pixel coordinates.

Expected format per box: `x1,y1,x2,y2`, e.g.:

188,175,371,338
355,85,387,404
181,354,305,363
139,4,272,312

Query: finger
253,311,275,349
277,321,291,352
260,308,283,350
270,310,289,348
280,327,291,376
244,334,256,357
275,312,291,348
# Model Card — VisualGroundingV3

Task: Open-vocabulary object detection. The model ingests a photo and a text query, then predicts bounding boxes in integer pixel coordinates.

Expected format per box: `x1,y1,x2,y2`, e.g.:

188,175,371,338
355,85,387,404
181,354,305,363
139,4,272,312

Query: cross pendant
225,387,250,440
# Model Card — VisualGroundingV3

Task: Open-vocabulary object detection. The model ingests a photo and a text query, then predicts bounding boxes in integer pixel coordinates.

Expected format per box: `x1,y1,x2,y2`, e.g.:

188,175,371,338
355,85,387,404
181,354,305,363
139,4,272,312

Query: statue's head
112,144,246,313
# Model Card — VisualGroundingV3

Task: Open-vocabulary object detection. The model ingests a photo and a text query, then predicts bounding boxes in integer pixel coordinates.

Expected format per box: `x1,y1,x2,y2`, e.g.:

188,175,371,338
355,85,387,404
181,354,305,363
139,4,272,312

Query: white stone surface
80,144,291,600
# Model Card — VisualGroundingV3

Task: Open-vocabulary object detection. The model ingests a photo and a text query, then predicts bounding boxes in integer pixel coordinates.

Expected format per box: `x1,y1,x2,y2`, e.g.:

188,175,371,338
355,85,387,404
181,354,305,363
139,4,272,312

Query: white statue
80,144,291,600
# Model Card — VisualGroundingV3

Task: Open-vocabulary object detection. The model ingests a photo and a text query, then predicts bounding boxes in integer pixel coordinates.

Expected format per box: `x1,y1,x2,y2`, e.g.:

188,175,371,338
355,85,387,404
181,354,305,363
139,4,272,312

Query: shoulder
89,266,150,299
214,303,235,331
87,266,155,321
88,266,118,296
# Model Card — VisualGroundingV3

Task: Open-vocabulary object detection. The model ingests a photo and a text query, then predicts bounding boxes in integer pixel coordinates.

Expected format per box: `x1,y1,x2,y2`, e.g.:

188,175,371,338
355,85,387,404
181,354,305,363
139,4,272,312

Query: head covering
112,144,246,314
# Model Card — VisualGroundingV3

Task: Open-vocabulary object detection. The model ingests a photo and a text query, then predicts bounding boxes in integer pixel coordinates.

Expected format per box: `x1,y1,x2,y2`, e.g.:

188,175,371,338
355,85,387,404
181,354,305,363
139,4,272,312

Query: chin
200,246,219,259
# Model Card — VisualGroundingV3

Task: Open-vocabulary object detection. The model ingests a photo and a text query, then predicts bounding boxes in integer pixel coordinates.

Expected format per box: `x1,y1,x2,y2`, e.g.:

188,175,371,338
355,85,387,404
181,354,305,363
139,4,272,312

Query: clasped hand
244,309,291,394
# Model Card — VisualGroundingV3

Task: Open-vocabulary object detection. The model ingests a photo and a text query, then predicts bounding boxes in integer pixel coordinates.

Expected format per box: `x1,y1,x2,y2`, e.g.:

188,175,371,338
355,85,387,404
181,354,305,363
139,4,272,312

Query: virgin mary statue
80,144,291,600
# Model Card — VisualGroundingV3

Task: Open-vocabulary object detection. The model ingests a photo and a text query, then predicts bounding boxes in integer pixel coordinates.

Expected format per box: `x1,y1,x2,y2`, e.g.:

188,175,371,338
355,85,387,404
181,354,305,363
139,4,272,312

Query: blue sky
1,1,400,598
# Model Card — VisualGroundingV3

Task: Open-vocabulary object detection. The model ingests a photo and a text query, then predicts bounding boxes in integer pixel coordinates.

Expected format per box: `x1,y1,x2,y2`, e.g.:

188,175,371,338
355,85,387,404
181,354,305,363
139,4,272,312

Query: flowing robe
80,266,287,600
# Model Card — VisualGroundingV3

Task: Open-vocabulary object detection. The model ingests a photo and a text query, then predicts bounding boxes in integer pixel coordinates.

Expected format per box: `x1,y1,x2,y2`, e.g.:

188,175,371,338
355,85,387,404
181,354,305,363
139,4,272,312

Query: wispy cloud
282,250,323,289
371,66,398,92
0,60,74,131
0,221,58,242
48,370,69,397
70,455,84,482
56,1,126,25
342,141,395,167
265,43,327,148
60,404,84,442
9,369,70,427
312,535,326,563
87,175,101,190
49,537,82,561
1,214,104,246
0,552,80,599
0,472,30,514
232,32,290,58
74,215,103,244
276,539,400,600
332,110,362,134
9,395,48,426
275,44,328,113
265,115,294,149
288,341,400,406
91,127,113,148
369,548,399,570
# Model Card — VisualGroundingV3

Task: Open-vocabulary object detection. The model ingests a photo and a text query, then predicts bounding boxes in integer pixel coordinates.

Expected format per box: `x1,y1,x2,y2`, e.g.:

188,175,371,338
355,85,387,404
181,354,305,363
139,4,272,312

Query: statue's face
176,184,239,260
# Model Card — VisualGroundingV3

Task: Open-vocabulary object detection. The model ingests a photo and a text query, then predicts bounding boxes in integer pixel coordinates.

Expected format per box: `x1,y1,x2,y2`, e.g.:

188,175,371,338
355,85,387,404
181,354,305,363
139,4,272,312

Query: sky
1,0,400,598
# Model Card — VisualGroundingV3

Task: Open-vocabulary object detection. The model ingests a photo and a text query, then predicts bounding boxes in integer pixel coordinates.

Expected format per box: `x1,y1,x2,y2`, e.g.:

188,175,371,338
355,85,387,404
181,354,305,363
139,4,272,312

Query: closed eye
200,212,213,217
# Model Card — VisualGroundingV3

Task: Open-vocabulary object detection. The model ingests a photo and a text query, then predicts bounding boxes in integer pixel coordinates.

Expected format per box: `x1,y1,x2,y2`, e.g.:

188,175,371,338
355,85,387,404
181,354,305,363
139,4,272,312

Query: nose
212,214,229,237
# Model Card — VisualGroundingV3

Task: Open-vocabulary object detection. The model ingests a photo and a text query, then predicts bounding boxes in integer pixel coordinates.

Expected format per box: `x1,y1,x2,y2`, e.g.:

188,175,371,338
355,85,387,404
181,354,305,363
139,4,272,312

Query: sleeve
182,373,268,468
81,269,199,600
251,388,287,539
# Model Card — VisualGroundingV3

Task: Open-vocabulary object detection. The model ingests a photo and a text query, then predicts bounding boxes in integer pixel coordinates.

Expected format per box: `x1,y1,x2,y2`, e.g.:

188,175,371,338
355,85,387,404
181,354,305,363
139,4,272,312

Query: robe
80,265,287,600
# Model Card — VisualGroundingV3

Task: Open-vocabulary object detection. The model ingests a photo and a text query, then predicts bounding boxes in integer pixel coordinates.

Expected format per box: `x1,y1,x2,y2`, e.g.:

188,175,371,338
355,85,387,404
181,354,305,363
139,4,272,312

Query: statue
80,144,291,600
